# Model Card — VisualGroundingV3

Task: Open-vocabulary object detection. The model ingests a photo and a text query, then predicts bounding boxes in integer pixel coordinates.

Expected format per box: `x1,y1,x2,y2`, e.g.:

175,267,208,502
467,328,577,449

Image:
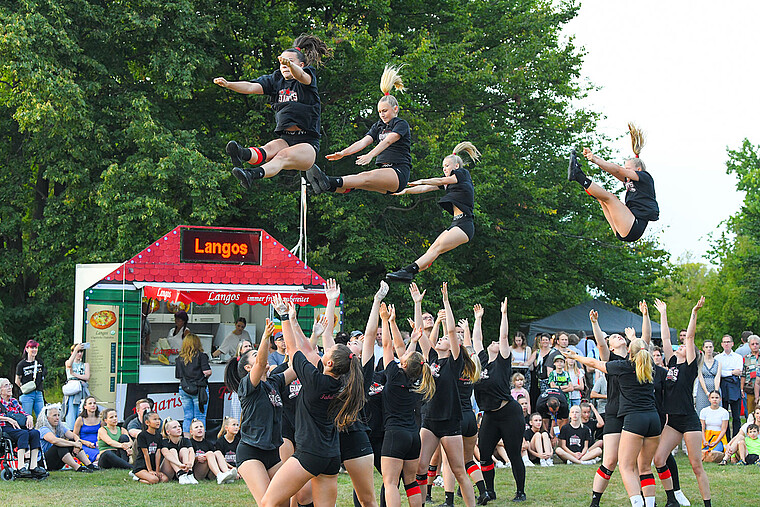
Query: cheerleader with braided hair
386,142,481,282
568,123,659,242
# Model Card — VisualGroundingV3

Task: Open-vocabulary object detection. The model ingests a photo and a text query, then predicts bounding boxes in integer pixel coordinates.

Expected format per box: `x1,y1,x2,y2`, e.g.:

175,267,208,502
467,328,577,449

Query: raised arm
499,297,512,359
322,279,340,350
421,310,442,360
277,56,312,85
249,319,275,388
684,297,704,364
409,282,426,331
212,78,264,95
393,184,439,196
309,314,329,349
409,175,458,187
288,304,321,366
380,303,395,368
472,304,485,354
654,299,673,365
459,318,472,349
363,281,388,366
565,350,607,374
441,283,460,360
590,310,609,361
388,305,407,359
640,300,652,345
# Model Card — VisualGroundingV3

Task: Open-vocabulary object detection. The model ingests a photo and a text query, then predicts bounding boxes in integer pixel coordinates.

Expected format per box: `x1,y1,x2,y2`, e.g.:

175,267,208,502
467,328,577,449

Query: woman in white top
167,311,190,364
511,332,531,387
63,343,90,425
699,390,729,455
213,318,251,360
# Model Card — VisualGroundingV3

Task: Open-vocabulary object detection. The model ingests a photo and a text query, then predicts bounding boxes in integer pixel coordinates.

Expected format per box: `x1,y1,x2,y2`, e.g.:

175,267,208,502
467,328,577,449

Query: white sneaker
179,473,191,485
547,458,554,466
187,473,199,484
129,470,139,481
217,472,226,485
522,457,535,467
495,461,507,469
433,476,444,487
539,459,549,467
674,490,691,506
225,467,237,483
566,460,575,465
580,460,595,465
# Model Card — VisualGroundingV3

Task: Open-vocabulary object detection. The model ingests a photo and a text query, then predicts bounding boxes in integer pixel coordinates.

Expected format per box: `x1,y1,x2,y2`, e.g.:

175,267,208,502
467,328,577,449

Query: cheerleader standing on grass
214,34,330,189
472,298,527,503
225,319,295,505
653,297,712,507
310,65,411,195
260,296,365,507
386,143,480,282
568,123,659,242
567,338,661,507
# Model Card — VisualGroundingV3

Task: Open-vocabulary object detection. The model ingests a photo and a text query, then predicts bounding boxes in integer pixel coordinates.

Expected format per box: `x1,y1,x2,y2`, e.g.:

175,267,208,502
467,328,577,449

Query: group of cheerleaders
214,34,661,281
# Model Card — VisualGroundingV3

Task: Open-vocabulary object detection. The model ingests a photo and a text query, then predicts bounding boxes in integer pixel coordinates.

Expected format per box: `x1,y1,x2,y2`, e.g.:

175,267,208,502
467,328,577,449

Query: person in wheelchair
0,378,47,479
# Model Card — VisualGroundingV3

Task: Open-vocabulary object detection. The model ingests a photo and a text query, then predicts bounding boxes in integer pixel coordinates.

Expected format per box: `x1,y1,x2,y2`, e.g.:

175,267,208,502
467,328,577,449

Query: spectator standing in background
696,340,721,415
15,339,47,421
213,317,251,360
590,371,607,419
267,332,288,367
735,331,752,357
175,334,212,436
741,335,760,414
715,334,744,438
63,343,90,425
141,300,152,362
577,331,598,396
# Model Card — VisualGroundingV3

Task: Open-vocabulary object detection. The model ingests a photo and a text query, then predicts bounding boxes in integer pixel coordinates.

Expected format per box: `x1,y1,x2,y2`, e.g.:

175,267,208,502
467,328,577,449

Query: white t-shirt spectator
715,350,743,378
217,330,251,358
699,405,729,432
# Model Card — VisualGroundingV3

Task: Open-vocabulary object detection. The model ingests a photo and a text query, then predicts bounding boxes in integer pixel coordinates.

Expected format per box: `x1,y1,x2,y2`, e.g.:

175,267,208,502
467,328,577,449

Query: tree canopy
0,0,667,381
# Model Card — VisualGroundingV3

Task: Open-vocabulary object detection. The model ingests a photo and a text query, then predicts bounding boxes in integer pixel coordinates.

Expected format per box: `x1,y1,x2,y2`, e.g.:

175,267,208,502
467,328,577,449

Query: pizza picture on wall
90,310,117,329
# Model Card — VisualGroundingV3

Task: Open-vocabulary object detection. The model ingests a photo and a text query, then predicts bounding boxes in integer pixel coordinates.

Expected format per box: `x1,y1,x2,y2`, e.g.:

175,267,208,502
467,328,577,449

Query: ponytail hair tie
384,92,390,96
349,352,355,359
294,46,301,51
420,360,424,365
635,154,639,158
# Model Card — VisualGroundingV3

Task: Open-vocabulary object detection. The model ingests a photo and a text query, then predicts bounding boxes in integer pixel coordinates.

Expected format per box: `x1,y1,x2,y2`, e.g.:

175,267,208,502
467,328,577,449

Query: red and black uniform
663,356,701,433
422,349,464,437
618,171,658,242
605,359,660,437
437,168,475,240
366,117,412,193
602,351,627,435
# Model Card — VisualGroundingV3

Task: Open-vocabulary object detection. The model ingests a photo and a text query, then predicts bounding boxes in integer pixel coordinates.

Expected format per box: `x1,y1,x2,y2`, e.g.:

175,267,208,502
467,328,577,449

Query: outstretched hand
375,280,389,302
625,327,637,341
312,314,329,337
582,147,594,161
653,298,667,315
458,318,469,330
589,309,598,324
410,325,422,343
272,294,288,315
409,282,426,304
213,77,229,88
325,278,340,301
379,302,390,321
356,154,373,166
441,282,449,302
639,300,648,316
692,296,705,314
500,297,508,315
278,55,294,69
473,304,484,320
388,304,397,322
325,151,345,161
262,318,275,339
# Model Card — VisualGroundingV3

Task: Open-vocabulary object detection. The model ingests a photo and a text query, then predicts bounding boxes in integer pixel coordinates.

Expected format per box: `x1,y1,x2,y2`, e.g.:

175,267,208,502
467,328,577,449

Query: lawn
0,456,756,506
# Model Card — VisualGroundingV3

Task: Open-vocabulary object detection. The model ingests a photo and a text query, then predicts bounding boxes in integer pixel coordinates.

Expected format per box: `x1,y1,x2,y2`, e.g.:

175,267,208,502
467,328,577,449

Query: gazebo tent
523,299,677,346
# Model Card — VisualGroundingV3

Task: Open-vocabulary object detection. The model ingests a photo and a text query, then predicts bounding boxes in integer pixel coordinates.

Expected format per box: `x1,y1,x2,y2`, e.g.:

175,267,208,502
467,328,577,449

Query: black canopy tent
523,299,677,346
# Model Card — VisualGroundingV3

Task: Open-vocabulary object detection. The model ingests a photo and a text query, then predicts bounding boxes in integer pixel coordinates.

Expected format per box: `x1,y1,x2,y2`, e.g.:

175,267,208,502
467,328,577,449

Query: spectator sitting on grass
555,405,600,465
524,412,554,467
160,418,197,484
188,418,237,484
720,406,759,465
215,416,241,470
37,404,98,473
735,423,760,465
580,400,604,452
72,395,100,463
97,408,133,470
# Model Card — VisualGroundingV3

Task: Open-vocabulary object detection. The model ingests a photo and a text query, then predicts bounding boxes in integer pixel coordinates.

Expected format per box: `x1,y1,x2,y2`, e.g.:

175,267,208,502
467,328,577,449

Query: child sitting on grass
736,423,760,465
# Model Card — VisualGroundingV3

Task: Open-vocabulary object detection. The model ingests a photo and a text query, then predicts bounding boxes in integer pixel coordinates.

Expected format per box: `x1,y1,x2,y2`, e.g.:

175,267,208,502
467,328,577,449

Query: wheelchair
0,431,48,481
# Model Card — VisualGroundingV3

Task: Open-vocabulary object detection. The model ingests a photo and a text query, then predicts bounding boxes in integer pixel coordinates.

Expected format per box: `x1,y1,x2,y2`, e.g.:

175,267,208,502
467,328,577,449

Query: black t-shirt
536,348,561,380
559,423,592,453
366,117,412,166
345,357,375,433
438,168,475,217
254,67,321,137
162,436,192,453
606,359,656,416
293,351,342,457
190,437,214,454
524,427,541,442
239,368,286,451
583,418,602,442
215,434,240,466
624,170,659,221
653,365,667,417
271,361,300,431
383,361,422,431
457,367,475,413
474,350,514,412
664,356,699,416
16,360,46,391
175,352,210,388
134,430,162,471
366,370,386,436
604,351,626,418
424,350,464,423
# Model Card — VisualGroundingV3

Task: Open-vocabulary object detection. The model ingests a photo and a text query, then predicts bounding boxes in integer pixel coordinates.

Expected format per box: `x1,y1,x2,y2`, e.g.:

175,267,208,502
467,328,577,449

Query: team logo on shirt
148,442,157,455
278,89,299,103
368,383,384,396
430,362,441,378
459,375,472,385
289,379,302,399
268,387,283,407
378,127,393,142
480,368,490,380
625,180,636,192
666,367,679,382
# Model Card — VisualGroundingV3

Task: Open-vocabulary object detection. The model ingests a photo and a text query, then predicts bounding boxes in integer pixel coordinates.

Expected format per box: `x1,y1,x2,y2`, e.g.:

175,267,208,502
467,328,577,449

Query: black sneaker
232,167,255,190
76,465,94,473
86,463,100,471
512,491,527,502
385,268,415,282
16,467,32,479
568,149,582,180
305,164,331,194
31,466,49,479
226,140,246,167
477,491,493,505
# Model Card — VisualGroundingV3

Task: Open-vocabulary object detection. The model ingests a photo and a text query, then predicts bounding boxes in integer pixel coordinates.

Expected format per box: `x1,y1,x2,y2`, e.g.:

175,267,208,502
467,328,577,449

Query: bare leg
261,144,317,178
381,457,404,507
339,168,401,194
260,457,314,507
653,425,684,491
440,436,476,507
463,434,484,484
311,474,339,507
593,432,620,493
239,459,284,506
636,436,660,499
344,454,379,507
683,431,711,501
414,228,470,272
585,182,636,237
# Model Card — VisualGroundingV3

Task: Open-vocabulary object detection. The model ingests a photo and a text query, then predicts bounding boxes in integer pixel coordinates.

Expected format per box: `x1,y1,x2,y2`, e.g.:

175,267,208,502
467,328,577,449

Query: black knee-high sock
327,175,343,190
403,263,420,274
666,453,681,490
244,146,267,166
480,462,495,492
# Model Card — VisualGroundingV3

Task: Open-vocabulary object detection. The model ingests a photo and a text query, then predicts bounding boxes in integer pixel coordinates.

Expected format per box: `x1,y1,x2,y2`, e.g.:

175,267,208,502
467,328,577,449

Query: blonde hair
379,65,405,108
629,338,653,384
217,416,237,439
161,417,179,439
405,352,436,402
461,347,481,384
627,122,646,170
446,142,481,170
511,372,525,386
179,333,203,364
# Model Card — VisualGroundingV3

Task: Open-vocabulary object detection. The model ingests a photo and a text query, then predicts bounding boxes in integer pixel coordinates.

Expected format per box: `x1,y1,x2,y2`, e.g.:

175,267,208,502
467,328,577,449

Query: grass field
0,455,756,506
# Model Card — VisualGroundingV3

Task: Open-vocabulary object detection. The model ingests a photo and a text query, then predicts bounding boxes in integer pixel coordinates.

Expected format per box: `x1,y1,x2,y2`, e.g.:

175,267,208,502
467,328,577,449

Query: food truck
74,225,330,426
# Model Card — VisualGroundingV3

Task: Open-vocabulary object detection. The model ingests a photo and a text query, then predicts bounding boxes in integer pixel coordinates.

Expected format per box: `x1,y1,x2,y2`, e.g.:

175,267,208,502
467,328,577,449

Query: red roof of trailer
102,226,325,287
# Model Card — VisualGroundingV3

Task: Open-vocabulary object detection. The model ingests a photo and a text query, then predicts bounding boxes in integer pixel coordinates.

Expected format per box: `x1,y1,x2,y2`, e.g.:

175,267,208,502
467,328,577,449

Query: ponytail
217,416,232,439
224,354,244,394
629,338,653,384
404,352,436,402
329,345,366,432
627,122,647,170
289,34,331,67
379,65,405,108
461,346,481,384
446,142,481,170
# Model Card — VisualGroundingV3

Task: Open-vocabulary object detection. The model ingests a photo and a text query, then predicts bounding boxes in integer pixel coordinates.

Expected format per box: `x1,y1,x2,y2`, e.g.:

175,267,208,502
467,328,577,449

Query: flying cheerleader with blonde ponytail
386,142,480,282
307,65,413,195
568,123,660,242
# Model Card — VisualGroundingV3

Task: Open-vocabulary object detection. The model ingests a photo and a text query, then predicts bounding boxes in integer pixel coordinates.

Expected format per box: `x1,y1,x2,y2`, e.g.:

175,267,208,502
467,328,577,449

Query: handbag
62,379,82,396
0,402,28,427
20,361,38,395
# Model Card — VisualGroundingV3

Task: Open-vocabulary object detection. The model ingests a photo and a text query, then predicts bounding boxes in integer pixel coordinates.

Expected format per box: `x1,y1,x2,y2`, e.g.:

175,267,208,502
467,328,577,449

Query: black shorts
340,430,374,461
281,416,295,445
536,393,569,420
423,418,462,438
382,428,421,460
616,217,648,242
666,412,702,434
278,130,320,154
621,411,661,438
603,412,624,436
236,441,281,470
294,449,341,476
379,163,411,194
447,214,475,241
461,410,478,438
